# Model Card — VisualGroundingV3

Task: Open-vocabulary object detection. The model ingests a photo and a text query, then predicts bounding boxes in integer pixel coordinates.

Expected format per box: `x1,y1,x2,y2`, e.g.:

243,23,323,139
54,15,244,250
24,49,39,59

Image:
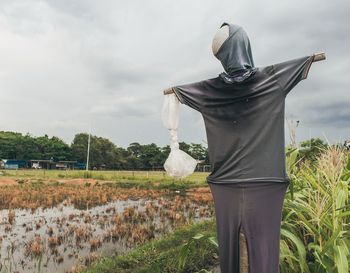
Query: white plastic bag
161,93,198,178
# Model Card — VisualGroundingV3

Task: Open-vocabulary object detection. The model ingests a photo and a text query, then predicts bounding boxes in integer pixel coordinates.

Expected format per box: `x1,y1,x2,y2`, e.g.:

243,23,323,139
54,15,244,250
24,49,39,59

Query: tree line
0,131,209,170
0,130,336,170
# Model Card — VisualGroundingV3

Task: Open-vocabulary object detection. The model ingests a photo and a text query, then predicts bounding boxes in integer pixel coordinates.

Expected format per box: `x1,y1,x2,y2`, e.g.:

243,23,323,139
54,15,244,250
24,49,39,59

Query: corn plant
280,145,350,273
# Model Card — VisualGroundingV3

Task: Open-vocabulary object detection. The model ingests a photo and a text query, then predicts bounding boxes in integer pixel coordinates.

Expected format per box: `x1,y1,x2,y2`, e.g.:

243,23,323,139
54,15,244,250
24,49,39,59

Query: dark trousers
208,181,289,273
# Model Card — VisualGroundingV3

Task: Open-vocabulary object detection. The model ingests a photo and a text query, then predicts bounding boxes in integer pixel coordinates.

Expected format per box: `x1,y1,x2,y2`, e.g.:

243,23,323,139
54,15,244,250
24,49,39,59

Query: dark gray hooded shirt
172,23,314,184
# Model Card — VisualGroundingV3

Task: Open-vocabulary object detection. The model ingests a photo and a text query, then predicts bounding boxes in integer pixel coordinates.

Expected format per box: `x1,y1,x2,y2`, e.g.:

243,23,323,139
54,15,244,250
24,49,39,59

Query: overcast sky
0,0,349,148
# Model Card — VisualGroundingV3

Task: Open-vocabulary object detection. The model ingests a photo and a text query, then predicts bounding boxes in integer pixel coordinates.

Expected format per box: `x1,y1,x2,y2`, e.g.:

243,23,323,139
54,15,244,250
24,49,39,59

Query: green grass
1,170,209,189
80,219,218,273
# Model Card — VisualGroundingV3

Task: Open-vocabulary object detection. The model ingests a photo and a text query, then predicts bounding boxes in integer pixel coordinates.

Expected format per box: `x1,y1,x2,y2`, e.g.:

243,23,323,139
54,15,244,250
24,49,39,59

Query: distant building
29,160,79,170
56,160,78,170
196,160,211,172
0,159,86,170
73,162,86,170
1,159,28,169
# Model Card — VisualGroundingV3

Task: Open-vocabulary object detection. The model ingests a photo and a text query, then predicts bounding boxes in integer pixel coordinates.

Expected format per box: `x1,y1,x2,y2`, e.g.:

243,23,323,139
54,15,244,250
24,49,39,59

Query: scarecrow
162,22,325,273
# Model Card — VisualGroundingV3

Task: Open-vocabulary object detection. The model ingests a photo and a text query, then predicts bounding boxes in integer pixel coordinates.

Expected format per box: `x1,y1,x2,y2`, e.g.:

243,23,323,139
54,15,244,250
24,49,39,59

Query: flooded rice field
0,180,214,273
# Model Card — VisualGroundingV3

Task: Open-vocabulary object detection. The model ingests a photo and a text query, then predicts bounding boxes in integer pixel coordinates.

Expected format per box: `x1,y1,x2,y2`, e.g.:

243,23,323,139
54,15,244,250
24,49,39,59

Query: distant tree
160,145,171,164
298,137,328,164
0,131,72,160
114,147,133,169
127,142,143,157
140,143,163,169
188,143,207,161
179,141,191,154
35,135,72,160
71,133,123,169
125,142,144,169
71,133,89,163
2,131,211,170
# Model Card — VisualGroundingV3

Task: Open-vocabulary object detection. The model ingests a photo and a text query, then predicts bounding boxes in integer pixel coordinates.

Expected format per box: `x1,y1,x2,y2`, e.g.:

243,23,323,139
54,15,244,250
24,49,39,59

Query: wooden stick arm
163,87,174,95
163,52,326,95
312,52,326,62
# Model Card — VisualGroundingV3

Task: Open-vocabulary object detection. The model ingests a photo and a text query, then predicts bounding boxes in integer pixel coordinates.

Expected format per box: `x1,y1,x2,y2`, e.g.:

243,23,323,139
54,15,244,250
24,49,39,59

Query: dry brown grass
0,182,212,210
25,234,44,257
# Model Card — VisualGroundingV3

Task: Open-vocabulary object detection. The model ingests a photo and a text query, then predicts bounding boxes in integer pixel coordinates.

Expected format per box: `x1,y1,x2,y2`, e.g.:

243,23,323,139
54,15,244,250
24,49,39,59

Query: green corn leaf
208,236,218,248
192,233,205,240
346,156,350,171
334,244,349,273
320,228,341,256
307,242,322,252
280,228,310,273
340,171,350,181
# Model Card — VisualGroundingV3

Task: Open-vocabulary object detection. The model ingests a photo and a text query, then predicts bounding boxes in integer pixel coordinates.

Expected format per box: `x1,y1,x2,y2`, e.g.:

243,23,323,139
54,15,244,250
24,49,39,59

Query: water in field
0,194,214,273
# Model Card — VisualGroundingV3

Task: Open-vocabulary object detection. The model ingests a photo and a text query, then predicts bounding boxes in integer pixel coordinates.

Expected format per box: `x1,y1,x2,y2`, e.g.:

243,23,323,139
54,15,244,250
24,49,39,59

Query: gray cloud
0,0,349,148
299,101,350,126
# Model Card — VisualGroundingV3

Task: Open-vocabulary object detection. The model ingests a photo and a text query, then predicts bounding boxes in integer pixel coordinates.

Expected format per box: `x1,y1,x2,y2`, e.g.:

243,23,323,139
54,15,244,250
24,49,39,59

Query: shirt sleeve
171,80,206,112
273,55,315,96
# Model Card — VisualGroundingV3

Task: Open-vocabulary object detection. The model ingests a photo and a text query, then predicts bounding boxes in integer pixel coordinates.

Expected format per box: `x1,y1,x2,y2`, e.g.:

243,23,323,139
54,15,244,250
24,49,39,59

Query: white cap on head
212,24,229,56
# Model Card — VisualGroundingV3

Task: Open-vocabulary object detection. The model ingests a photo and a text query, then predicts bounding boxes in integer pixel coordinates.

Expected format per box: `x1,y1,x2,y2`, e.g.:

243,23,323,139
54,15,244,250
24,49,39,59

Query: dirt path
0,177,17,186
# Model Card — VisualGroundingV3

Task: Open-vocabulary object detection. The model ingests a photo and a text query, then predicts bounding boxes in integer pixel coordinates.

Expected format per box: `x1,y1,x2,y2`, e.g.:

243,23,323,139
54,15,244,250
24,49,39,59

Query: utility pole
86,127,91,171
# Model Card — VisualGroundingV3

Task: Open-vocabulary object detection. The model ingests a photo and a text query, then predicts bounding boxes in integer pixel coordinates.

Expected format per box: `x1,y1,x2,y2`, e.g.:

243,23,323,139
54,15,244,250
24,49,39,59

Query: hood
214,22,255,76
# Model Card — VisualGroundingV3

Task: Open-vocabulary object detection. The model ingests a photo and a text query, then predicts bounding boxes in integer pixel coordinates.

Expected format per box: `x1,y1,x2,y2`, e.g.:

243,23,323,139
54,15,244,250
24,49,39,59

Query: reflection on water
0,194,214,273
